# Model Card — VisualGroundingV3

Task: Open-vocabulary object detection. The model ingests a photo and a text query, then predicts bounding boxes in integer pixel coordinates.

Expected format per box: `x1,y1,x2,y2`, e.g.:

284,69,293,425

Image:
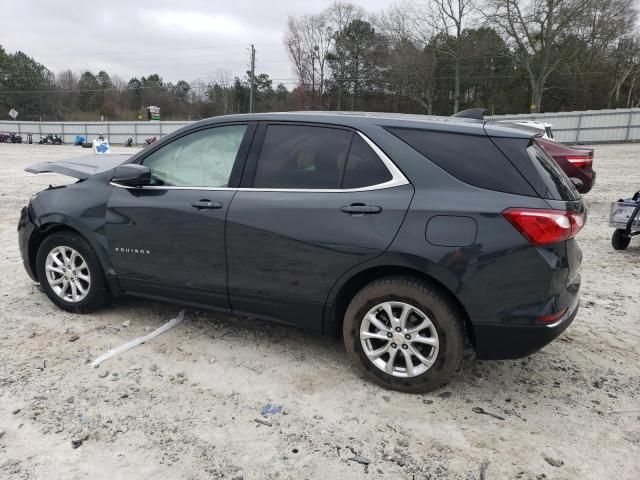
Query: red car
536,138,595,194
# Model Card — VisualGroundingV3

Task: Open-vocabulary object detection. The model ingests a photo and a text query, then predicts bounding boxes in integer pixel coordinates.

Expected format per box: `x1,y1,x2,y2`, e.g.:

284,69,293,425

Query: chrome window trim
110,182,236,191
111,131,409,193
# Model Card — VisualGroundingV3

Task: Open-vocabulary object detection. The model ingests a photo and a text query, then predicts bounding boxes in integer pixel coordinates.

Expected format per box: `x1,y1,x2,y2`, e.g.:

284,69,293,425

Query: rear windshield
528,141,579,201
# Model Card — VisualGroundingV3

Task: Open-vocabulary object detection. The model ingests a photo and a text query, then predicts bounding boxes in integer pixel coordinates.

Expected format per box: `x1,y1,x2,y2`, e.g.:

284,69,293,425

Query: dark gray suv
18,112,585,392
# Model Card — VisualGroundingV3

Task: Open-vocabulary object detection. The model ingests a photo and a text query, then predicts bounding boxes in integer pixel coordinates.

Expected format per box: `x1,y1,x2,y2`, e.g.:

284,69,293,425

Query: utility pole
311,46,316,109
249,44,255,113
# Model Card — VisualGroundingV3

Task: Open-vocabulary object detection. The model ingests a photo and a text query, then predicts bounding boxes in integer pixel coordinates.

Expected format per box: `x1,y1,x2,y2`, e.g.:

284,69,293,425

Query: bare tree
55,70,78,116
379,2,439,113
327,2,367,109
579,0,639,107
379,0,421,41
285,12,335,108
487,0,591,112
189,78,207,103
285,16,312,91
414,0,475,113
207,69,233,114
627,68,640,108
285,2,368,109
608,36,640,107
582,0,638,59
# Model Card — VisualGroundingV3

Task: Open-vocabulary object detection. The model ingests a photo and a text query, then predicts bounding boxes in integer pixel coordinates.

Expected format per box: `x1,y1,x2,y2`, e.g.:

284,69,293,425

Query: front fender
28,178,117,283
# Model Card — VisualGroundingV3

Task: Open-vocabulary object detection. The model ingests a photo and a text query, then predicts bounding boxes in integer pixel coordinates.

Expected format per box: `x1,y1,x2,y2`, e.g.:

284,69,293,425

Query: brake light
563,155,592,168
502,208,585,246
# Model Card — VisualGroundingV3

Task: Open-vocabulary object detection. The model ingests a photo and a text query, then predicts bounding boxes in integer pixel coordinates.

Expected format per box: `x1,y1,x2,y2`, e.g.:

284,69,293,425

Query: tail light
502,208,585,246
563,155,593,168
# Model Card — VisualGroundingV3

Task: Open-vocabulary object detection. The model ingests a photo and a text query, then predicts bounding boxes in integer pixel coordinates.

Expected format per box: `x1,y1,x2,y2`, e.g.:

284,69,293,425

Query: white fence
1,108,639,145
0,120,190,145
489,108,640,144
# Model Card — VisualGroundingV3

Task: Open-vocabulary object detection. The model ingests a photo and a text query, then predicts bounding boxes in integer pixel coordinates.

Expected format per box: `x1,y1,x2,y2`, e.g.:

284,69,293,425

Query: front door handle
341,203,382,215
191,199,223,210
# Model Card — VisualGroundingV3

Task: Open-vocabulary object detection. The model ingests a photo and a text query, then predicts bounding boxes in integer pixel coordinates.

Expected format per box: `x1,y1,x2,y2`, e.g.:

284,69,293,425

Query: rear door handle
191,199,223,210
341,204,382,215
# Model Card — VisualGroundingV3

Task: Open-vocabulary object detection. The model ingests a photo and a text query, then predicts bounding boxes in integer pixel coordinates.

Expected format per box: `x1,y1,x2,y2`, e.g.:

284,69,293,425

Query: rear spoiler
452,109,542,139
484,121,543,139
451,108,489,120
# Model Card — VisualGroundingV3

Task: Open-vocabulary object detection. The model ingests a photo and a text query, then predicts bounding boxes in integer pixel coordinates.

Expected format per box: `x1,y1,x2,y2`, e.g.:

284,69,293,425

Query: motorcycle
143,136,158,148
39,134,63,145
0,132,9,143
9,132,22,143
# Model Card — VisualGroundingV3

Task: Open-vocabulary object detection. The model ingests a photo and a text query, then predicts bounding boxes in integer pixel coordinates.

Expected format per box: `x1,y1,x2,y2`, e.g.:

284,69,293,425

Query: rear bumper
473,296,579,360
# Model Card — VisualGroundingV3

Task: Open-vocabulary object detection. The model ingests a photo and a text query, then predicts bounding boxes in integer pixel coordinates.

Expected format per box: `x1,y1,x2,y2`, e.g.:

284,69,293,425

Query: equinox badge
114,247,151,255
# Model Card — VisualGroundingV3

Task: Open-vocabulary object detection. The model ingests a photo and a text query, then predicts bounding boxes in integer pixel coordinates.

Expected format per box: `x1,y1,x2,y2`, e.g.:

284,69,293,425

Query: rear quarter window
386,127,536,196
528,141,580,201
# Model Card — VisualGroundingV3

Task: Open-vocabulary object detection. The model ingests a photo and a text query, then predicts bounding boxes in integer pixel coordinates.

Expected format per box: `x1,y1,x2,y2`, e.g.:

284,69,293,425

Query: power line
28,43,284,58
44,54,280,66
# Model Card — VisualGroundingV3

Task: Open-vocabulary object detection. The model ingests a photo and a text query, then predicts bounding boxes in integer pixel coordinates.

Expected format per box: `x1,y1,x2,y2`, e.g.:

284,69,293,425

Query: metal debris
472,406,505,420
91,311,185,367
349,453,371,465
348,446,371,465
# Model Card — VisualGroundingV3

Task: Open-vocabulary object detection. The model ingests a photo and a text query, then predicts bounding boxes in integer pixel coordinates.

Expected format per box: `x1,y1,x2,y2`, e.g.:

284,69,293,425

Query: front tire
343,276,464,393
612,229,631,250
35,232,110,313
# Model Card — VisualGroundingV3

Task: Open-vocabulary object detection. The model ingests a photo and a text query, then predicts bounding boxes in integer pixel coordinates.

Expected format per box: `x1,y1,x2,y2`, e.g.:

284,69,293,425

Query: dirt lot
0,143,638,480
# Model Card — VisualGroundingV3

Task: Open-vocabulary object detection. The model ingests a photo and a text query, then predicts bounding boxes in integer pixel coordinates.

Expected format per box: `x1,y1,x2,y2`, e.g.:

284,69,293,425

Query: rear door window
253,125,351,189
252,125,394,190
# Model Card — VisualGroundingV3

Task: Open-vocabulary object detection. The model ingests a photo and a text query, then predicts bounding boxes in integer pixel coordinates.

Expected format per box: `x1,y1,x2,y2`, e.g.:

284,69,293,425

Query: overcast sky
3,0,395,88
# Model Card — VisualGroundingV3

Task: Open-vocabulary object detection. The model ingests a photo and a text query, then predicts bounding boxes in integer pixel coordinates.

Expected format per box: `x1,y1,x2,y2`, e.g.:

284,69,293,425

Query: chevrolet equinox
18,112,585,392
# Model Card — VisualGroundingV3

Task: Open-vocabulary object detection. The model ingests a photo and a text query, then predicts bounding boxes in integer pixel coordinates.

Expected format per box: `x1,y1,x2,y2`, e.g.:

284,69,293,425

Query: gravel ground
0,143,639,480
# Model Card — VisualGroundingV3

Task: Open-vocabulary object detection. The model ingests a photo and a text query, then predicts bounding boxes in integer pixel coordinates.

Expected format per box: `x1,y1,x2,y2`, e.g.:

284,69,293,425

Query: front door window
143,125,247,188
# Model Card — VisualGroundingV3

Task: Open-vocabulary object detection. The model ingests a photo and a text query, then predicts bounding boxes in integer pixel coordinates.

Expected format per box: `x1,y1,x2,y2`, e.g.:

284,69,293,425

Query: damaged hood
25,154,132,179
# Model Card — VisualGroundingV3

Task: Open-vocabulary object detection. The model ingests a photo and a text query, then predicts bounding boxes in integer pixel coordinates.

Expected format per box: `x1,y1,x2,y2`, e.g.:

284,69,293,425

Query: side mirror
112,164,151,187
570,177,584,191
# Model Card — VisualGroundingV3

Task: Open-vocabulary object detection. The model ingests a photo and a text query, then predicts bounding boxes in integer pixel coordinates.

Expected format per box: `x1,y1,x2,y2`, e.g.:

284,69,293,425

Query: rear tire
612,229,631,250
343,276,464,393
35,232,111,313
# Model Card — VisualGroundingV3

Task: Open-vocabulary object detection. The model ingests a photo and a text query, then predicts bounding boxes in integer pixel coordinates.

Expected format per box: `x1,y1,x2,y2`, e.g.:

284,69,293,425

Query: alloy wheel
360,301,439,378
44,246,91,303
